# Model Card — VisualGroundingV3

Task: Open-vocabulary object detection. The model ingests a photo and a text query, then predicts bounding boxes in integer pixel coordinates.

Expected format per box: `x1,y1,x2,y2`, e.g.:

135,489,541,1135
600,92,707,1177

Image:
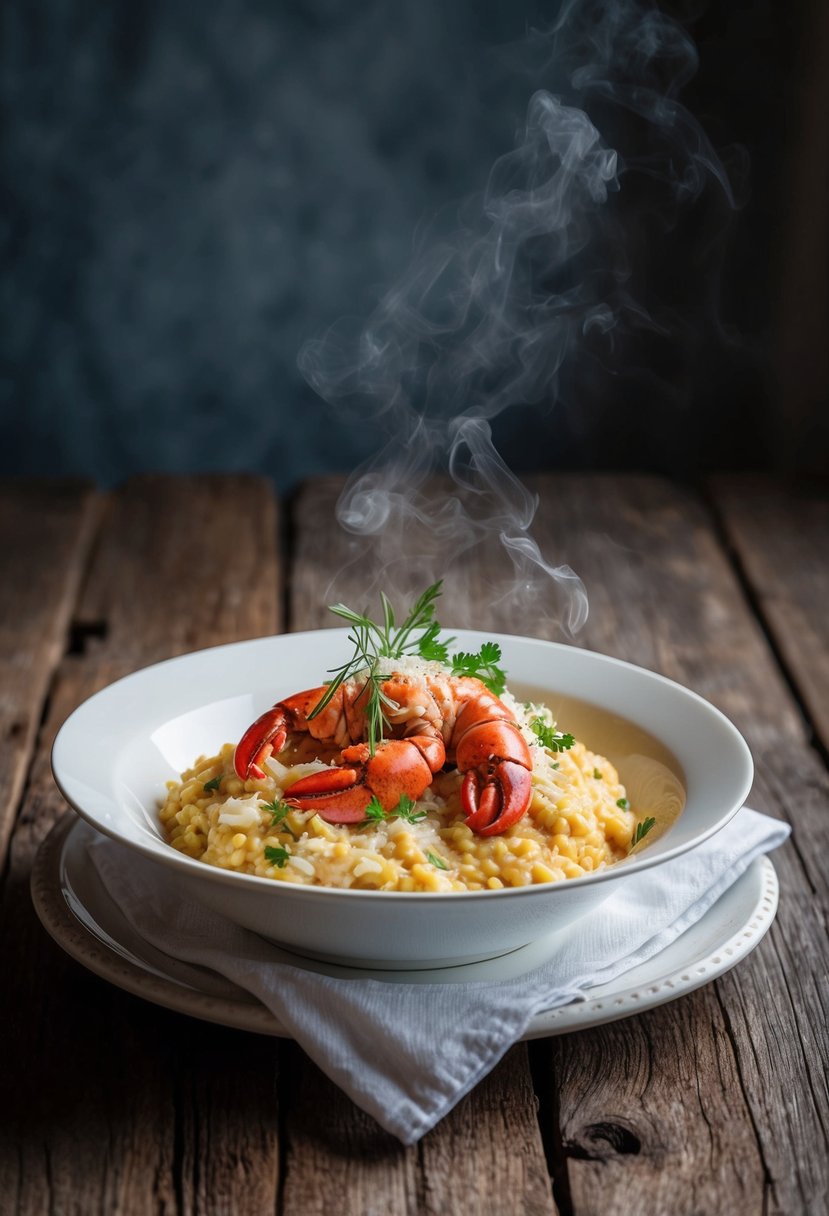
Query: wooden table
2,474,827,1215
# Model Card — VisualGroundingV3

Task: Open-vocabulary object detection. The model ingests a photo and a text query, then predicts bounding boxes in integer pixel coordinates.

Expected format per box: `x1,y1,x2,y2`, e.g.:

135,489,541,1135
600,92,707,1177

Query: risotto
159,688,642,893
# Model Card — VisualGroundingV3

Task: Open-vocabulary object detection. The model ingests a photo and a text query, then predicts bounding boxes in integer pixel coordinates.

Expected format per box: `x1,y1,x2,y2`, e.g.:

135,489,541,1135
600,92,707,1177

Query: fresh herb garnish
203,775,222,792
264,844,291,868
593,768,602,780
392,794,428,824
450,642,506,697
425,850,449,871
360,793,427,828
307,582,507,757
261,799,299,839
632,817,656,846
417,622,451,664
361,795,388,826
530,719,575,753
616,797,630,810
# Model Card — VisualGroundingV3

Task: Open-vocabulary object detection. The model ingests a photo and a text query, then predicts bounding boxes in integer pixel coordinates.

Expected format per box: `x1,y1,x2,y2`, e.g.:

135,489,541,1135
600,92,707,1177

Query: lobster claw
461,760,533,837
234,706,290,781
284,736,444,825
284,765,369,823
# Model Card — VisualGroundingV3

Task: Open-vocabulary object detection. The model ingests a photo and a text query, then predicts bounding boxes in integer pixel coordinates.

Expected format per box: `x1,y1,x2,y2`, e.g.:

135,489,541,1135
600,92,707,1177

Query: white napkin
89,807,789,1144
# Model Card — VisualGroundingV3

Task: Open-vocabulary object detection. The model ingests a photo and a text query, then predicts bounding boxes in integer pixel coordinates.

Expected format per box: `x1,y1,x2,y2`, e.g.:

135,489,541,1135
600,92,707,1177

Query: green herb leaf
530,719,575,753
203,775,222,792
616,797,630,810
379,590,396,638
261,799,299,839
425,850,449,871
450,643,507,697
392,582,444,655
392,794,427,824
264,844,291,868
417,621,452,663
593,768,602,780
632,816,656,846
359,793,427,828
361,795,388,825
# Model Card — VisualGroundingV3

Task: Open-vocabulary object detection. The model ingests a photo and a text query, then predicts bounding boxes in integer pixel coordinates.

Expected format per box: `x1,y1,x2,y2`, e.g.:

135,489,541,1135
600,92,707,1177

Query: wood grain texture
524,474,829,1215
0,480,98,866
282,479,558,1216
0,476,282,1216
550,993,764,1214
279,1040,419,1216
710,475,829,756
418,1045,556,1216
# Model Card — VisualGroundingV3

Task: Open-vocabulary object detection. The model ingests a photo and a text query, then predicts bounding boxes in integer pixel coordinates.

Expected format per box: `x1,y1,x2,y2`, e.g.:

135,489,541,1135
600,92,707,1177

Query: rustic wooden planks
283,478,559,1216
2,471,826,1215
0,480,98,866
710,475,829,754
0,476,282,1215
525,474,829,1214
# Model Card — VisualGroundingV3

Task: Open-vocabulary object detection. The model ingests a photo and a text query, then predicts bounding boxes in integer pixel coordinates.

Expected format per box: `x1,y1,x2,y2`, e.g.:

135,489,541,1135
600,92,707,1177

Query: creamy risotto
160,691,643,892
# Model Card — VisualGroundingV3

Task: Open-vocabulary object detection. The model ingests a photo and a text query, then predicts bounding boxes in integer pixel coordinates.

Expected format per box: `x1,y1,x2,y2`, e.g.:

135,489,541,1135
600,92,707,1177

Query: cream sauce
512,682,686,842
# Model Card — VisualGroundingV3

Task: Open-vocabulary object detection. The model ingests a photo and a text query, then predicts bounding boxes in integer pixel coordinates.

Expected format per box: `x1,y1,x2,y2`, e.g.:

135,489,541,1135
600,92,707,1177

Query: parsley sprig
203,775,222,792
529,718,575,753
264,844,291,868
632,817,656,847
261,799,299,839
360,793,428,828
306,582,508,758
450,642,506,697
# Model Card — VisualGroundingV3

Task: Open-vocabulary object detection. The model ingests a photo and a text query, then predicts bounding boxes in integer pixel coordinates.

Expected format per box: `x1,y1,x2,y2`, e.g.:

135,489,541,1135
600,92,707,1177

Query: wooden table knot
566,1120,643,1160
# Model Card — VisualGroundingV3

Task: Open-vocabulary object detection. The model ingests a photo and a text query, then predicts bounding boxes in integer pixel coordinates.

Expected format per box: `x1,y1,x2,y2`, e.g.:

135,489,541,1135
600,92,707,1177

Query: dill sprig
306,582,507,757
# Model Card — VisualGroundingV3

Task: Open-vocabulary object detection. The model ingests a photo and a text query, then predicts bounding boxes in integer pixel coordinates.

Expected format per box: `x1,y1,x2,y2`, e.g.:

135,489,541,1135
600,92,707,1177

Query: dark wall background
2,1,823,487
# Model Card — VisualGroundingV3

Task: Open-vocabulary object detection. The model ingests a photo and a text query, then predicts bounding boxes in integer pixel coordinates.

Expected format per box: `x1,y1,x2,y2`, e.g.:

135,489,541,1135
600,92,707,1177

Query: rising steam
298,0,734,630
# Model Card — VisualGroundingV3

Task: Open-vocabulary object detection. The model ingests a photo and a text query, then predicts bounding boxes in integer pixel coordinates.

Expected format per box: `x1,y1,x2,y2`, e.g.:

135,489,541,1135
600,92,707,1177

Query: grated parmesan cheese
217,795,263,829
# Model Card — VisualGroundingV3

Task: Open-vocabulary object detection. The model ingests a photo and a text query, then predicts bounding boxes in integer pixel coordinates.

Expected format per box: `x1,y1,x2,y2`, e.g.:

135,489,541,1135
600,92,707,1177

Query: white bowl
52,631,753,968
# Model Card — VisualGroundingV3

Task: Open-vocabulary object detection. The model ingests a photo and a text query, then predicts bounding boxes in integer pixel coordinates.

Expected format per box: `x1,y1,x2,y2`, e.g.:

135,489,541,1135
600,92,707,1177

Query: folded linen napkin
89,807,789,1144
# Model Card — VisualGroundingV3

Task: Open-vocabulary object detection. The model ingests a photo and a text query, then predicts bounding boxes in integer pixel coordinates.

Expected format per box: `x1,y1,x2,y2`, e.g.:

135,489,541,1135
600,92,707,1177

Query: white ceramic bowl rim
51,629,754,903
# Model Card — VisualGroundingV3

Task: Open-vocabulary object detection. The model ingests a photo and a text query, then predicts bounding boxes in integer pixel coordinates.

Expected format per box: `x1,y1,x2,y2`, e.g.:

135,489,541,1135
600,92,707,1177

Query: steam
298,0,734,631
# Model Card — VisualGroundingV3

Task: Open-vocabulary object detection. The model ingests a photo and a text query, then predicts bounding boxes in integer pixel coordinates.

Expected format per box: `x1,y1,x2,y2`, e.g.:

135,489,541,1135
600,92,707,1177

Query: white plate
33,816,779,1038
